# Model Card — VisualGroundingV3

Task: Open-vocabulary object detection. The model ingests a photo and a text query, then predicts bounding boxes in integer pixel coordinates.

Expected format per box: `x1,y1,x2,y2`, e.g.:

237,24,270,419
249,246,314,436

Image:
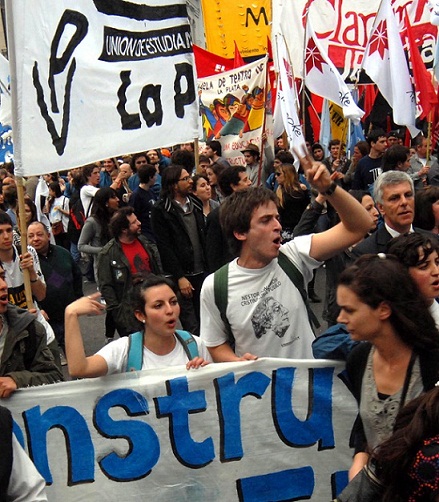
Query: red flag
233,41,246,68
192,45,234,78
266,37,277,111
358,85,378,120
404,10,438,120
266,36,273,61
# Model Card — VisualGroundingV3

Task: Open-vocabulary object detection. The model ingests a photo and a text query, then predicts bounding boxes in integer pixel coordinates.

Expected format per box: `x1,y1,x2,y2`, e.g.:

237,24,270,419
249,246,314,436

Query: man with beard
98,207,162,337
151,166,207,335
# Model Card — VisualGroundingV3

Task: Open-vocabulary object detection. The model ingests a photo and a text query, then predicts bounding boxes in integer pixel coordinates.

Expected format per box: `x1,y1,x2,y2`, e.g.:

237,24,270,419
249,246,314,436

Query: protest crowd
0,129,439,500
3,0,439,500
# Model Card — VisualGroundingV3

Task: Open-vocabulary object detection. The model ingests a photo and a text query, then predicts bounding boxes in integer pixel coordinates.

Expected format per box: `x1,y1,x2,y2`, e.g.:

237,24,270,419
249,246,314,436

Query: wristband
321,182,338,196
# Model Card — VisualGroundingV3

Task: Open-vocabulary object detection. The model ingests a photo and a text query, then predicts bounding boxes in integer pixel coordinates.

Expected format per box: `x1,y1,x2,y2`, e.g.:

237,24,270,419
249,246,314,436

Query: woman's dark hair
206,162,225,186
413,186,439,231
191,174,209,193
338,254,439,352
348,190,370,204
48,181,62,198
133,274,178,313
372,387,439,501
20,197,38,225
354,140,370,157
91,187,118,243
387,233,439,269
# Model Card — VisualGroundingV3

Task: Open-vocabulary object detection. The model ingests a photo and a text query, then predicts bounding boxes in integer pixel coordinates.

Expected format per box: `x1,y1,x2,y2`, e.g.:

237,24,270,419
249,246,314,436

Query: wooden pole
16,176,34,309
194,137,201,173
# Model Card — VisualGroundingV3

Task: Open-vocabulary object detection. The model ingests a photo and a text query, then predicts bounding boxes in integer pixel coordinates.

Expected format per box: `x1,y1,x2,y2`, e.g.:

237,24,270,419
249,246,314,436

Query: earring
142,320,146,324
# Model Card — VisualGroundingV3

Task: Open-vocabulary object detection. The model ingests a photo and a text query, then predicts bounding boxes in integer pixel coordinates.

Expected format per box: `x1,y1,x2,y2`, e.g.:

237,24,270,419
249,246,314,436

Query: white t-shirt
49,195,69,232
96,334,212,375
8,436,48,501
200,235,320,359
3,245,55,344
80,185,99,218
430,301,439,329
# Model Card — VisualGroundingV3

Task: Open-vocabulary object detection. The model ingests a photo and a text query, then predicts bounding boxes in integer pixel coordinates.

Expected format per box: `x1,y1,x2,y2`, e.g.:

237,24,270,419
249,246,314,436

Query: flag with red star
303,17,364,124
305,38,325,74
362,0,418,136
369,20,388,60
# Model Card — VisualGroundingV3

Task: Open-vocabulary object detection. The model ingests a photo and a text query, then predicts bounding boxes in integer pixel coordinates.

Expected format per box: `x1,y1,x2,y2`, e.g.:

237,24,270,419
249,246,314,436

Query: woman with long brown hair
337,255,439,480
275,163,310,242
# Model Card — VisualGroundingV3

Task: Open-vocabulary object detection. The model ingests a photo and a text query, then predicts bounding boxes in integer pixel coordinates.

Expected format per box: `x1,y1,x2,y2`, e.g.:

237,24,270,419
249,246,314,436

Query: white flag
303,18,364,124
362,0,418,135
275,36,306,167
0,55,11,127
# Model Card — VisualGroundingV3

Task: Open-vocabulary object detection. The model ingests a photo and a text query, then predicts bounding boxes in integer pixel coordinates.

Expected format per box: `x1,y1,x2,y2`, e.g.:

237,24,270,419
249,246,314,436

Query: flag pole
16,177,34,309
257,55,270,186
301,7,310,129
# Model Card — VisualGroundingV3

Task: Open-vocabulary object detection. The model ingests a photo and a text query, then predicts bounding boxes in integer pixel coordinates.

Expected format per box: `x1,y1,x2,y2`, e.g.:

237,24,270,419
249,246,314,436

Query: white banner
7,358,357,501
198,58,267,166
5,0,199,176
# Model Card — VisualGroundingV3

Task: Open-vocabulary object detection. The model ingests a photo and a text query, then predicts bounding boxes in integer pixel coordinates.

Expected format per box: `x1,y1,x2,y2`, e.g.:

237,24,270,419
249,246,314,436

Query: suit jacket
352,225,435,258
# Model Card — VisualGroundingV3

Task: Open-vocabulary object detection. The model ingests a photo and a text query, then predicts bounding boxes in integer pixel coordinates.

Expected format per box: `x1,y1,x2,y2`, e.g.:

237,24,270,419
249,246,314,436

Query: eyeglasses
179,176,191,182
274,172,282,177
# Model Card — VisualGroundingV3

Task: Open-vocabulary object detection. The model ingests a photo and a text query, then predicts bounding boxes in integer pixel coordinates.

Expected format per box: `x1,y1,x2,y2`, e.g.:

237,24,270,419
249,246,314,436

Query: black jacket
352,225,434,257
151,195,206,280
98,235,163,334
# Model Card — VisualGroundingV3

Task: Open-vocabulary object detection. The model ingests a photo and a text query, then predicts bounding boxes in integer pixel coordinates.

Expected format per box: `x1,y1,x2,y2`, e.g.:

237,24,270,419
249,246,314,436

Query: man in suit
353,171,431,257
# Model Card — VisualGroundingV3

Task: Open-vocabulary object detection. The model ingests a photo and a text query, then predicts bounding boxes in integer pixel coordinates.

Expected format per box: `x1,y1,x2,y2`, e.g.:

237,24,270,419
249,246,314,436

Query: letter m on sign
245,7,268,28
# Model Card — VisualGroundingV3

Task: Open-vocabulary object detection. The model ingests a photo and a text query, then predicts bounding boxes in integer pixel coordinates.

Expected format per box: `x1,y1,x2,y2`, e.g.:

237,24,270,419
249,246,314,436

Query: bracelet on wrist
321,182,338,196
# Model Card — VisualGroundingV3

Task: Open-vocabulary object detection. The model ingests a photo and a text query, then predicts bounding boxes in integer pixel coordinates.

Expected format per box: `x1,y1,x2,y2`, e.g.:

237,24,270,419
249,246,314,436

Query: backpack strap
278,251,320,331
175,330,199,360
85,195,94,219
213,263,235,344
126,331,143,371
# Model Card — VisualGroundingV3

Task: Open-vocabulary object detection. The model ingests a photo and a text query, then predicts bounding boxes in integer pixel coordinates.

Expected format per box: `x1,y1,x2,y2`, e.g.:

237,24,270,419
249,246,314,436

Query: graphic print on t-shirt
251,296,290,339
239,276,291,340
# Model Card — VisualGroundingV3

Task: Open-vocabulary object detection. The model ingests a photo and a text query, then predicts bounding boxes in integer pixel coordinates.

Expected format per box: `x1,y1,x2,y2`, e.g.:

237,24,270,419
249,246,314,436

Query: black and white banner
6,0,199,176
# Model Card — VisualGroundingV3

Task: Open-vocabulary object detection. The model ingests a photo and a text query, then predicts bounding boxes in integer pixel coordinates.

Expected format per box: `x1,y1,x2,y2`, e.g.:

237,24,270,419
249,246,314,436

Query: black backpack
67,191,92,244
